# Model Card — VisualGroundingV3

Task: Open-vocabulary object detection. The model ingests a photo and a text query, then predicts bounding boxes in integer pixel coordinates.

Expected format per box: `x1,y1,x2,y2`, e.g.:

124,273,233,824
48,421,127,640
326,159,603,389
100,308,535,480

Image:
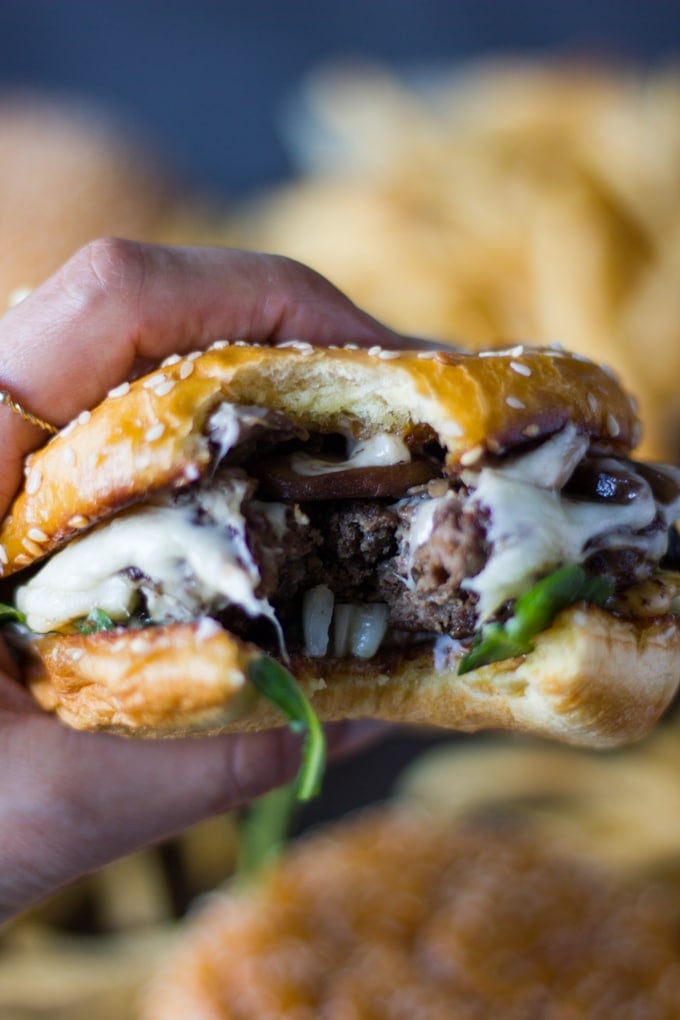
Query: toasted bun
0,342,638,575
23,601,680,747
140,808,680,1018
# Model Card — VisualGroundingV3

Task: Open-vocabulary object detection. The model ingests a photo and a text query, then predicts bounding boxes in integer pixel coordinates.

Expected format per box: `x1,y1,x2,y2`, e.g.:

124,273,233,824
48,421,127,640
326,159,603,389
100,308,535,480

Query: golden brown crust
24,603,680,747
25,621,260,736
0,342,638,575
140,808,680,1019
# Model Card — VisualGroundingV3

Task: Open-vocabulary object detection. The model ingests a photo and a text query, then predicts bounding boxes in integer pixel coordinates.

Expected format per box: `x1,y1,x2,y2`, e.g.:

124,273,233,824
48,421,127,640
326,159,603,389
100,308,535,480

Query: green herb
238,783,297,881
0,601,25,626
458,564,613,675
74,608,117,634
247,655,326,801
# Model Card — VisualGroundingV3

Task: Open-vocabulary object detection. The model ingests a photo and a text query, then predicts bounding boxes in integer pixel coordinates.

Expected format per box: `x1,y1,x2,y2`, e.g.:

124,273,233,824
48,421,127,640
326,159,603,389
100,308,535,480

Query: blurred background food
2,2,680,1016
140,799,680,1018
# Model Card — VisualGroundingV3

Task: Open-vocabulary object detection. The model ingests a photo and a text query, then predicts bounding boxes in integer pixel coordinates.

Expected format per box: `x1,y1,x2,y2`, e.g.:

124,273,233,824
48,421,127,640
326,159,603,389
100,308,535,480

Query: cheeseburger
2,340,680,753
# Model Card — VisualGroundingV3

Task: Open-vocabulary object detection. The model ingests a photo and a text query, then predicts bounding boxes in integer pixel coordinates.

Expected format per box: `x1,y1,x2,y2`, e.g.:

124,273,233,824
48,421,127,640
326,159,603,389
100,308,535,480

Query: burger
139,807,680,1018
1,340,680,790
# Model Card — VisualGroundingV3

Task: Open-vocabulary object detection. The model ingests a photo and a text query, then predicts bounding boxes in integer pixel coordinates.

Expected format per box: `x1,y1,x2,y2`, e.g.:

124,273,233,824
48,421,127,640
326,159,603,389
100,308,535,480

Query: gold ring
0,390,58,435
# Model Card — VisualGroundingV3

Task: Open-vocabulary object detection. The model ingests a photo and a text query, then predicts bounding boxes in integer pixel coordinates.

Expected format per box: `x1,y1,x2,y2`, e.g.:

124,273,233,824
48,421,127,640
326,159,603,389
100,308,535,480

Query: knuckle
60,238,147,309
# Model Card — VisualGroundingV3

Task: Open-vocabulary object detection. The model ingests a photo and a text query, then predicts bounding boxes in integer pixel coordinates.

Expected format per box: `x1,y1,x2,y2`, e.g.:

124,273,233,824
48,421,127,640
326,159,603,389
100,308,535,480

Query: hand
0,240,397,921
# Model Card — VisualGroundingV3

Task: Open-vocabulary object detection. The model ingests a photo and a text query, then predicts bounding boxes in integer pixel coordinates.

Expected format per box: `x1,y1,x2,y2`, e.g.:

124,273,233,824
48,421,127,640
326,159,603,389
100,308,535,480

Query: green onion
458,564,613,675
238,783,297,881
247,655,326,801
74,608,117,634
0,602,25,625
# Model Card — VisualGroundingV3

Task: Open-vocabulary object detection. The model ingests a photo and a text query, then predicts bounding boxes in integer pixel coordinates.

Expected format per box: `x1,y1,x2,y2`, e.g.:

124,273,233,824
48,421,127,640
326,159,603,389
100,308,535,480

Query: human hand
0,240,398,921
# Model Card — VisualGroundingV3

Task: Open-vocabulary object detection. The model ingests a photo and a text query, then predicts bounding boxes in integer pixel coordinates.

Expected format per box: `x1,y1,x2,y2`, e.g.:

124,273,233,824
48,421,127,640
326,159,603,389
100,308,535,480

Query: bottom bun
139,807,680,1019
24,602,680,747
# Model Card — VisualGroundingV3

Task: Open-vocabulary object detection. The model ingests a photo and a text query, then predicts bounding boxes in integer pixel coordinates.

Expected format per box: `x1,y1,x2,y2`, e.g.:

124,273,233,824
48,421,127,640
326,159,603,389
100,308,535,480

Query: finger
0,240,399,510
0,713,379,919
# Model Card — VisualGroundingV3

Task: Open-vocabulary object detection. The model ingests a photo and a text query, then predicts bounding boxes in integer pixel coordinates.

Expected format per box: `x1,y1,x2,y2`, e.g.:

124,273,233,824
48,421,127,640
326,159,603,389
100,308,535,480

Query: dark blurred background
2,0,679,199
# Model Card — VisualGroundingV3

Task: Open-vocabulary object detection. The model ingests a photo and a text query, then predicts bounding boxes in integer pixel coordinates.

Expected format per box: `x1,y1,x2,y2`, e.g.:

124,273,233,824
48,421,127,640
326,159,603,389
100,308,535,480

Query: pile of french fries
235,60,680,459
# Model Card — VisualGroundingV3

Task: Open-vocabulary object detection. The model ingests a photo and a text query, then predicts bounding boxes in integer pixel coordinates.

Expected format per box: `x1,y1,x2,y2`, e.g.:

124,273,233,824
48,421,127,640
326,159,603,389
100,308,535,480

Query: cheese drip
406,428,680,622
290,432,410,476
17,476,282,635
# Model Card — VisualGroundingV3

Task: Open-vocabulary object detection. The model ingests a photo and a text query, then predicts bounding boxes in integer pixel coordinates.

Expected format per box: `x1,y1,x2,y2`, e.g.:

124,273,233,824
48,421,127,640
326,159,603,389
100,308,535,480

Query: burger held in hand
2,340,680,757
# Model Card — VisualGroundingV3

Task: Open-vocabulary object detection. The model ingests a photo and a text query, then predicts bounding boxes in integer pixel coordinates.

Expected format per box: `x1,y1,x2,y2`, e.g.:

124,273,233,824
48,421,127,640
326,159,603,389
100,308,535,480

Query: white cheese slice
17,477,280,635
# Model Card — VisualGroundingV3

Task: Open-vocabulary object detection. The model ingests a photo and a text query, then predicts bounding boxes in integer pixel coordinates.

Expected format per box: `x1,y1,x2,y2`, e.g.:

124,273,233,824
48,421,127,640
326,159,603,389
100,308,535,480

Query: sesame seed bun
5,341,679,747
0,341,640,573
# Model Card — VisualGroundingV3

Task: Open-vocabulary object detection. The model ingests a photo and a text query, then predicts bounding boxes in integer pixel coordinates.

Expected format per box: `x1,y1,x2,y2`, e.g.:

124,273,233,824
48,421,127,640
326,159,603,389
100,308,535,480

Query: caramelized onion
252,455,440,501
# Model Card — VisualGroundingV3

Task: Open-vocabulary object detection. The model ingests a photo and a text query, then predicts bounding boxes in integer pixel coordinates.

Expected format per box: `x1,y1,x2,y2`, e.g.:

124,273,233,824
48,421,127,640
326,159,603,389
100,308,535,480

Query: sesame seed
378,349,401,360
28,527,48,543
8,285,32,307
522,424,540,438
187,351,202,361
63,447,76,466
506,396,525,410
60,420,77,438
209,340,229,351
26,470,42,495
435,351,453,365
136,454,151,471
77,410,91,426
280,340,314,355
477,349,497,358
343,343,359,351
179,360,194,379
487,438,503,454
108,381,130,399
460,445,484,466
444,420,464,438
233,340,248,347
154,379,176,397
24,454,33,473
69,648,84,661
416,350,437,359
14,553,30,567
69,515,90,529
510,361,531,377
367,345,382,356
509,345,524,358
0,545,8,565
587,393,598,414
161,354,181,367
607,413,621,438
22,538,43,557
143,373,166,389
145,424,166,442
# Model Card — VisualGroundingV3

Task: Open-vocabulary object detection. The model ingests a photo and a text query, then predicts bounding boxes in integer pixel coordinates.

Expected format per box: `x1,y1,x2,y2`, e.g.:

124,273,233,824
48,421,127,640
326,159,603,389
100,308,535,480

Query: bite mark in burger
2,340,680,761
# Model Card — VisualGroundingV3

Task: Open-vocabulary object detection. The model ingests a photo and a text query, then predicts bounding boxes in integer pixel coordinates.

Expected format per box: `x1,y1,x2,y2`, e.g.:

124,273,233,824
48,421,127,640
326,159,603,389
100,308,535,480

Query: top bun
0,341,639,576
